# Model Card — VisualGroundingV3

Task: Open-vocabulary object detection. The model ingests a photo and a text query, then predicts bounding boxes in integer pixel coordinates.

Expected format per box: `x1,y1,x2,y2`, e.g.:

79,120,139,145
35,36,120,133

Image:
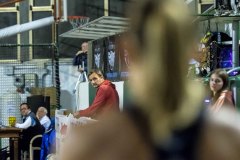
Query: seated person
15,103,45,153
40,118,56,160
208,68,235,112
37,106,51,131
73,69,120,119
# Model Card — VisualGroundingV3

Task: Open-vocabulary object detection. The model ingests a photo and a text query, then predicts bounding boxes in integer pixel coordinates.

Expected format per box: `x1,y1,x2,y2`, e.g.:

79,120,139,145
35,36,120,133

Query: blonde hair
127,0,204,141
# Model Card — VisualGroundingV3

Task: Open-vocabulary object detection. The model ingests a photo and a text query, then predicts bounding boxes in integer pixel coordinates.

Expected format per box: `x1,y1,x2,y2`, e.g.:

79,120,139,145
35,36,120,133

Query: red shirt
79,80,120,119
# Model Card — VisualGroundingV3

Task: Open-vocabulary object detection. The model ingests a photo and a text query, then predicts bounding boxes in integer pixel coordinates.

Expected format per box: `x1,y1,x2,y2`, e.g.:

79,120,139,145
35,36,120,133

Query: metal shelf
59,16,129,40
194,14,240,23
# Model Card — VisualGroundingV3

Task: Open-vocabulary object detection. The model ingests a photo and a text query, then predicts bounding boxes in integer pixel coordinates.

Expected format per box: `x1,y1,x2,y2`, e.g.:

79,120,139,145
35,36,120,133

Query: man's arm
15,117,32,129
77,86,108,117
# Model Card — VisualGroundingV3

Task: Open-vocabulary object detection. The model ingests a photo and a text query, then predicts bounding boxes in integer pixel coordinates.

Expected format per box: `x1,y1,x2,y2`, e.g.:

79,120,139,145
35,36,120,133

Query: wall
0,60,78,115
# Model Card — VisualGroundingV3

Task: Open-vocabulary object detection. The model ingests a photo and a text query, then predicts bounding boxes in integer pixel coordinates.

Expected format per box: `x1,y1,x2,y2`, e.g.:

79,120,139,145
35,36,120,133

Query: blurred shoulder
60,113,153,160
198,108,240,159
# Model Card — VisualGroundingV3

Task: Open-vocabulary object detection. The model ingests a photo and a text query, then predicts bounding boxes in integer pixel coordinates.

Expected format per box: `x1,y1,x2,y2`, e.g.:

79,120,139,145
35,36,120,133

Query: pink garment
210,90,235,112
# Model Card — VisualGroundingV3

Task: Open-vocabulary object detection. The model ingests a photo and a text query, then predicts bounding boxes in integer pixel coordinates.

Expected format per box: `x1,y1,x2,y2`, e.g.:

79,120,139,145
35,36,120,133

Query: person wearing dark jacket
15,103,45,152
73,42,88,73
74,69,120,119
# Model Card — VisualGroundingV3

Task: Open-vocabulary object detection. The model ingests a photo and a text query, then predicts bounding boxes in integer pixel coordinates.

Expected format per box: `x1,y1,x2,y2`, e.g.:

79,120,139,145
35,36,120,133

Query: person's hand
15,123,19,128
78,67,84,72
76,50,83,55
73,112,80,118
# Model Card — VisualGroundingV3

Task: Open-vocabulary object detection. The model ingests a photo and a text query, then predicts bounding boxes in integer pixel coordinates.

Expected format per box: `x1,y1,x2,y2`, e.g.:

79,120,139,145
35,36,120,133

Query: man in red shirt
74,69,120,119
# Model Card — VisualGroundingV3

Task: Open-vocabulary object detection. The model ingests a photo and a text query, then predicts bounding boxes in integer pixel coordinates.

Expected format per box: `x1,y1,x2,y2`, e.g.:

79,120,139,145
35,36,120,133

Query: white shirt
40,115,51,131
15,116,32,129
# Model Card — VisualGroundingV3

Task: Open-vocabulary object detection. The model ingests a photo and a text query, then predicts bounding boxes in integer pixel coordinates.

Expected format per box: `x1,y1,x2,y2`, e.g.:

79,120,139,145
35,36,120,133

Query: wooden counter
0,127,22,160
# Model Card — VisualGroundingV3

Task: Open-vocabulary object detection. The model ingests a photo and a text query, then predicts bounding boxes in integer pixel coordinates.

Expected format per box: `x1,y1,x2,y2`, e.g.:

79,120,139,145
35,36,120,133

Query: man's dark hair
88,69,105,79
19,103,30,109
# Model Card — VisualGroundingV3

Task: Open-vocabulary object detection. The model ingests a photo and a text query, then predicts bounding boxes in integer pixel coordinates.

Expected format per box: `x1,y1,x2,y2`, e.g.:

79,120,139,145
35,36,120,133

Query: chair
29,134,42,160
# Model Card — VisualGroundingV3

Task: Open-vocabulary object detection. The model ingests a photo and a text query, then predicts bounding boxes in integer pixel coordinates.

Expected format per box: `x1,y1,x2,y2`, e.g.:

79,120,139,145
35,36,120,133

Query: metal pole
104,0,109,16
232,20,239,68
0,16,54,39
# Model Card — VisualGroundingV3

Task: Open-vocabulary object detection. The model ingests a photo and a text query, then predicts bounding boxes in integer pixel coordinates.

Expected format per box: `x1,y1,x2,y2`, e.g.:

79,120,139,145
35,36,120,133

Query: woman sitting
209,68,235,112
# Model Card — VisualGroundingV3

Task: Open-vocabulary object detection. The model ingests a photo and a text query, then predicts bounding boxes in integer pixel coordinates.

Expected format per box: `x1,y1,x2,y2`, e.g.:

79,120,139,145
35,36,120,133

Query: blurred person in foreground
60,0,240,160
37,106,51,131
73,69,120,119
208,68,235,112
